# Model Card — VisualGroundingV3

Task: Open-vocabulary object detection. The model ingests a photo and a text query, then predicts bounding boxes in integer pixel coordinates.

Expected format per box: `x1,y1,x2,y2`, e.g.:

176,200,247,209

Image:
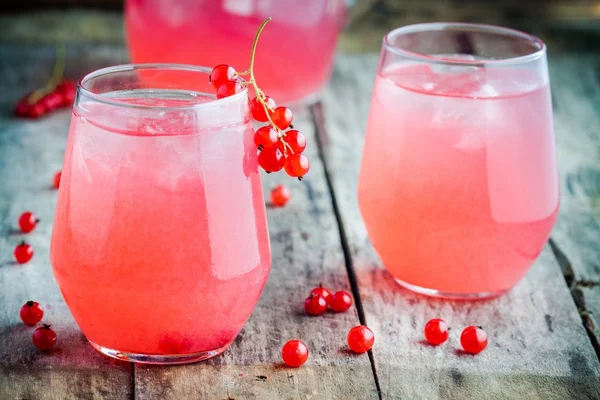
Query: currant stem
28,45,66,104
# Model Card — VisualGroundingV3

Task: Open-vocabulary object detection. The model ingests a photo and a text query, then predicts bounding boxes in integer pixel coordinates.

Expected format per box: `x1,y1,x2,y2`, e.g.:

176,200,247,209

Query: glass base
393,277,508,300
89,340,230,365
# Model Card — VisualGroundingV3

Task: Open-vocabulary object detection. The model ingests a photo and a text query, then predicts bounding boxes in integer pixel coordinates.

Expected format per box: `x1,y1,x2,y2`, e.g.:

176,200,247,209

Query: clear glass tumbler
358,23,559,299
50,64,271,364
125,0,346,105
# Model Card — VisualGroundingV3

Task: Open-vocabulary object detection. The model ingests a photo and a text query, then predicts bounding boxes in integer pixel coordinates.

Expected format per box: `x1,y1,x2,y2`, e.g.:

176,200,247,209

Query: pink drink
358,25,559,298
125,0,345,104
51,65,270,363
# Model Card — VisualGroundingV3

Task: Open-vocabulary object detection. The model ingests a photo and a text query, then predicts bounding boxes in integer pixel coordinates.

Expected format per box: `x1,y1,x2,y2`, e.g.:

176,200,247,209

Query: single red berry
18,212,39,233
32,324,57,351
216,82,241,99
272,107,293,130
329,291,353,313
284,130,306,154
304,294,328,316
347,325,375,353
424,319,449,345
27,102,46,119
271,185,291,207
310,285,332,305
14,98,31,117
53,171,62,189
258,147,285,173
14,241,34,264
281,340,309,367
284,154,310,179
56,80,76,106
250,96,276,122
210,64,237,89
20,301,44,326
460,326,488,354
254,126,279,151
41,92,64,111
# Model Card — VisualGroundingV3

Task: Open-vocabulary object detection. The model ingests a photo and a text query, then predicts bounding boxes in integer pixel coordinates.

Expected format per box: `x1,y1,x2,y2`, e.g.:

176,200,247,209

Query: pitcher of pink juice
125,0,346,105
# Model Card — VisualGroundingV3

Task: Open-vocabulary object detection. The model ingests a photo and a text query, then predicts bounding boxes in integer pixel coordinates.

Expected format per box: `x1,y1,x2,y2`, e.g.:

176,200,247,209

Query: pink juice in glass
359,53,559,297
125,0,345,104
51,65,270,363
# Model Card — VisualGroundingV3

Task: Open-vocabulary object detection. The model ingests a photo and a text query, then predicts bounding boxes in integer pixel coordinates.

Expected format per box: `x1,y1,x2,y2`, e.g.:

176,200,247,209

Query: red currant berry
460,326,488,354
329,291,353,313
20,301,44,326
272,107,293,130
14,98,31,117
32,324,57,351
271,184,291,207
424,319,449,345
14,241,33,264
254,126,279,151
216,82,241,99
41,92,64,111
304,294,327,316
310,285,332,305
284,130,306,154
18,211,39,233
53,171,62,189
27,102,46,119
258,147,285,173
250,96,276,122
284,154,310,179
281,340,309,367
209,64,236,89
347,325,375,353
56,80,76,106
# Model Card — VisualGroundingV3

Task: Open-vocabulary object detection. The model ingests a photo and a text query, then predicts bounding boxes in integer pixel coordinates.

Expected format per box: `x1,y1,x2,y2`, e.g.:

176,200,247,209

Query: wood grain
0,45,133,400
548,55,600,353
134,109,379,400
317,53,600,399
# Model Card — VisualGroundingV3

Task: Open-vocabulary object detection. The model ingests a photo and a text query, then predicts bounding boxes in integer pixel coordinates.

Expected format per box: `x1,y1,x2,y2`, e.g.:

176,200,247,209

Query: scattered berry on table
347,325,375,353
270,185,291,207
424,318,449,345
53,171,62,189
18,211,39,233
14,241,34,264
329,291,353,313
304,294,328,316
20,301,44,326
460,326,488,354
310,285,331,305
33,324,57,351
281,340,309,367
56,80,76,106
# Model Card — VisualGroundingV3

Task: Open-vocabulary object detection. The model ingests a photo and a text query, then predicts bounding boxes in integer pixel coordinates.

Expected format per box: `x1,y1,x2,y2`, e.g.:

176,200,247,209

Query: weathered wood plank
0,46,133,399
134,109,379,400
547,55,600,353
318,53,600,399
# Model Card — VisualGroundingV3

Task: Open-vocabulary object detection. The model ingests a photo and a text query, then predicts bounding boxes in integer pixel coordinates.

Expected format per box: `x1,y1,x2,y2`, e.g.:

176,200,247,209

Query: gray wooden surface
0,14,600,400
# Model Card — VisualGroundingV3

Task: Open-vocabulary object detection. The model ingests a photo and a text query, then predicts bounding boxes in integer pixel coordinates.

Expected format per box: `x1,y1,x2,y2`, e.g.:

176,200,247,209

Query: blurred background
0,0,599,53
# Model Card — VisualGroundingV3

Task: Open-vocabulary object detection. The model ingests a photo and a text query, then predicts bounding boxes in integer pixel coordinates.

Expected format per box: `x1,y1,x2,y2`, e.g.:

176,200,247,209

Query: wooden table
1,12,600,400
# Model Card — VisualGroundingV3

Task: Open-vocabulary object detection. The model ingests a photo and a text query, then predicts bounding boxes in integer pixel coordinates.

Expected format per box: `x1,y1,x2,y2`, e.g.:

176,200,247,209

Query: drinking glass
50,64,271,364
125,0,346,105
358,23,559,299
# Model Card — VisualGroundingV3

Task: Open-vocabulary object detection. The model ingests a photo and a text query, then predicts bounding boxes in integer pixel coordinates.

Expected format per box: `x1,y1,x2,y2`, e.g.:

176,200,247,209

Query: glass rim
77,63,248,110
383,22,546,66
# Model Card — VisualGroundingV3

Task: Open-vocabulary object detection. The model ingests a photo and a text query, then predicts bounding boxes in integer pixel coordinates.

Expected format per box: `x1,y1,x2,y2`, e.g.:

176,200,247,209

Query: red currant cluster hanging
14,47,76,119
208,18,310,180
